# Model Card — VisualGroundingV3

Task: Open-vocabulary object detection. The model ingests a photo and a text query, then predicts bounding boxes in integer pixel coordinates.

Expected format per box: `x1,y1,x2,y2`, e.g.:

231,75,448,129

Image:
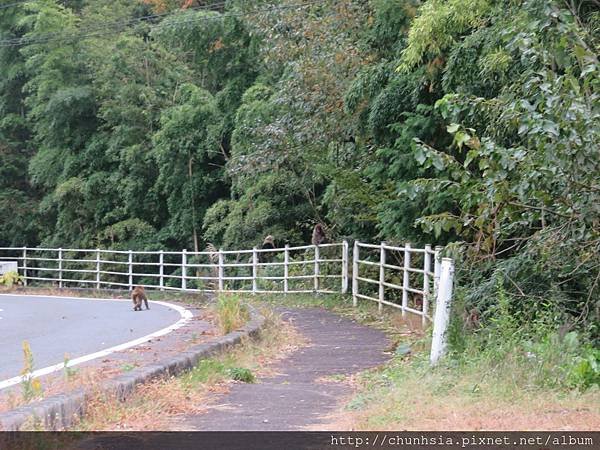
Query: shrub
0,271,24,288
215,294,250,334
228,367,255,383
21,341,42,401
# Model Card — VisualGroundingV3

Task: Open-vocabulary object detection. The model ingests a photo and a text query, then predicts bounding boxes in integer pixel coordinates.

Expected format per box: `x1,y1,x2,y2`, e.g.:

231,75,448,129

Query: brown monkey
259,235,276,263
413,293,424,311
262,235,275,250
311,224,326,246
205,242,219,290
463,308,480,330
131,286,149,311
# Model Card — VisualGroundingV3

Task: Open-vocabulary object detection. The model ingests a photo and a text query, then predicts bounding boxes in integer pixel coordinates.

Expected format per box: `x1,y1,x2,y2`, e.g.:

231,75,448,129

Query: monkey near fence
131,286,149,311
311,224,327,246
260,235,276,263
206,243,219,289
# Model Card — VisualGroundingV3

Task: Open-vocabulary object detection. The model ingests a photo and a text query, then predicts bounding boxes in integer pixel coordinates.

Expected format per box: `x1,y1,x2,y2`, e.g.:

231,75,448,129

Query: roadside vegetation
215,294,250,334
0,271,24,288
340,294,600,430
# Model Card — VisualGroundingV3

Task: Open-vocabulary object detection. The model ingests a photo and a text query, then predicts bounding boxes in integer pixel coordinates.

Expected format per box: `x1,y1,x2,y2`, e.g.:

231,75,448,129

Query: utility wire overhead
0,1,229,46
0,0,32,11
0,1,320,48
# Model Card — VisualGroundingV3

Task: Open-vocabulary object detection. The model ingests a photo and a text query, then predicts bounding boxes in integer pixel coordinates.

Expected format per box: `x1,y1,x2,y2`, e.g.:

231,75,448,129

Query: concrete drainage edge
0,305,266,431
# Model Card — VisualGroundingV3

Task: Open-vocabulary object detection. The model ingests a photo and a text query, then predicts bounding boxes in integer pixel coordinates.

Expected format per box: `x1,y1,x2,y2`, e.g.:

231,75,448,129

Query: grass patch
214,293,250,334
344,346,600,430
228,367,256,383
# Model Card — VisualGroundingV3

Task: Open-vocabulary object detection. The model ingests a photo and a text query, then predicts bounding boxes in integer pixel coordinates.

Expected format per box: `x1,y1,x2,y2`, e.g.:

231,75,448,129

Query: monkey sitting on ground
131,286,149,311
311,223,327,246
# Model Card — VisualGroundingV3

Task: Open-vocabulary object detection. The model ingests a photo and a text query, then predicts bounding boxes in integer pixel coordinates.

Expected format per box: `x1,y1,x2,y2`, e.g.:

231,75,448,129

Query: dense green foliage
0,0,598,343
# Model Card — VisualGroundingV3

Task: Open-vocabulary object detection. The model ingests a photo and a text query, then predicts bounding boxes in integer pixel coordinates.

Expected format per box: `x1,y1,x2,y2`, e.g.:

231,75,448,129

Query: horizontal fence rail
0,243,349,296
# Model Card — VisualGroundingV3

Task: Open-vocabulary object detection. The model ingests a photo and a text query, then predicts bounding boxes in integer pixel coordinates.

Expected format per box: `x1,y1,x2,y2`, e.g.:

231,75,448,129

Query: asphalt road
0,294,184,383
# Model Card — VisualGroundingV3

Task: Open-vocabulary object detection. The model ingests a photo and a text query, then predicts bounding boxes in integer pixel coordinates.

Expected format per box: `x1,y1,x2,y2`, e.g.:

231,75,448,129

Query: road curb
0,305,265,431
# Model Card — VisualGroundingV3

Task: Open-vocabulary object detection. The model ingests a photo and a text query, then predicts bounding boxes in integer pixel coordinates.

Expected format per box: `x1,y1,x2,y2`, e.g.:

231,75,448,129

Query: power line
0,1,319,48
0,0,32,11
0,1,229,46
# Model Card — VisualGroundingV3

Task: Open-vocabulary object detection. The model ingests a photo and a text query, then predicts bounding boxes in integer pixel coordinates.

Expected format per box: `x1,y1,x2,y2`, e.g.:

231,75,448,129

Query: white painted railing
0,241,455,363
352,241,444,325
0,243,349,295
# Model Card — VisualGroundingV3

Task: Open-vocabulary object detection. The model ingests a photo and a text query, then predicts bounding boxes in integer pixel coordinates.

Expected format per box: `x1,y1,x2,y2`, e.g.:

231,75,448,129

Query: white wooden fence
352,242,441,325
0,241,455,363
0,243,348,295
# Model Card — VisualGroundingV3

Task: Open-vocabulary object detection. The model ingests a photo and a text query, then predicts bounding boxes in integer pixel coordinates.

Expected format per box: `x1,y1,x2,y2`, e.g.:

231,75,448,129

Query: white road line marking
0,294,193,391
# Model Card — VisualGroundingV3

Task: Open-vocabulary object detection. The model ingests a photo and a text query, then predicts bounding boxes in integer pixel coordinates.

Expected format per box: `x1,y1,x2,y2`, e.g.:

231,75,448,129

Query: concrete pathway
178,308,390,431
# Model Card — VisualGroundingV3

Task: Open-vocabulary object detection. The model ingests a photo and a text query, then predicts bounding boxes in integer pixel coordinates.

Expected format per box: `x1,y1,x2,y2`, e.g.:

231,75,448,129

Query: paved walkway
178,308,390,431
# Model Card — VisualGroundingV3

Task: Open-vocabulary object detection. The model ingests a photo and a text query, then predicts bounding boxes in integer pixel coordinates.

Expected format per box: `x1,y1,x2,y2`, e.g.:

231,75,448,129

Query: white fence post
218,249,224,291
314,245,320,293
22,247,27,286
181,249,187,291
430,258,455,366
342,240,349,294
402,243,411,316
159,250,164,291
352,241,359,307
423,245,432,325
96,249,101,290
252,247,258,294
284,244,289,294
378,242,385,313
433,246,442,300
128,250,133,290
58,248,63,288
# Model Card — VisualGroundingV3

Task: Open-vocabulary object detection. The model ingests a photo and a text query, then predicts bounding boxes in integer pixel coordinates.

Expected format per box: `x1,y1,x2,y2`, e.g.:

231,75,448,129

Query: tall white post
181,249,187,291
159,250,164,291
284,244,289,294
252,247,258,294
58,248,63,288
314,245,320,293
96,249,101,290
433,246,443,300
342,240,349,294
352,241,359,307
423,245,432,325
128,250,133,290
430,258,455,366
22,247,27,286
378,242,386,313
218,249,224,292
402,243,411,316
